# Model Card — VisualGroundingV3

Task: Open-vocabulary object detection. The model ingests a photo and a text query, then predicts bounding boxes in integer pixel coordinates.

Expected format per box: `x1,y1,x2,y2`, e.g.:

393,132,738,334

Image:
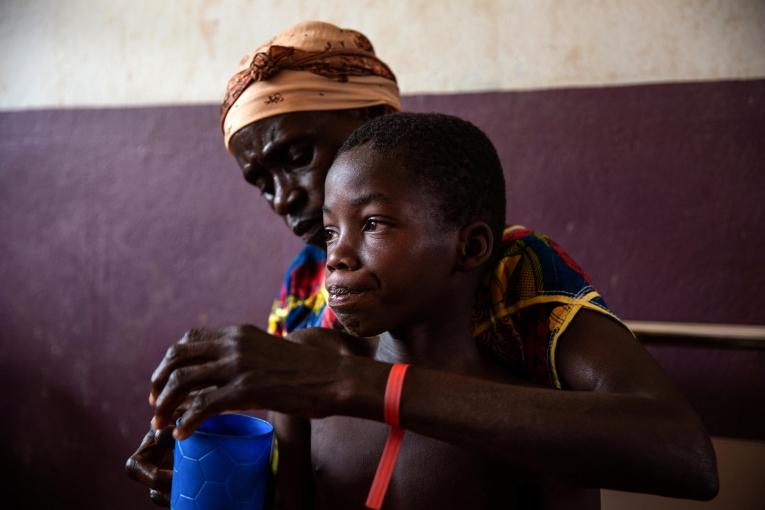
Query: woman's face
229,110,366,247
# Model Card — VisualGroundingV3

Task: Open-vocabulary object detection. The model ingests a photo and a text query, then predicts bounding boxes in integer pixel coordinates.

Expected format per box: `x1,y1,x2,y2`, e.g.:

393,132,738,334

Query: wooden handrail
624,320,765,349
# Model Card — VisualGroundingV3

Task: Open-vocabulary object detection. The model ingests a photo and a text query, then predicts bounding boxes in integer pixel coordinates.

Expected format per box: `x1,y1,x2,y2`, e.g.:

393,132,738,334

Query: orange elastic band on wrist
365,363,410,509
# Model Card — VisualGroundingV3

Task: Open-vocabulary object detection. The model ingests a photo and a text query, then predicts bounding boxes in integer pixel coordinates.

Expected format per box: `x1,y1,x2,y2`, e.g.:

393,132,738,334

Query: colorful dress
267,226,622,389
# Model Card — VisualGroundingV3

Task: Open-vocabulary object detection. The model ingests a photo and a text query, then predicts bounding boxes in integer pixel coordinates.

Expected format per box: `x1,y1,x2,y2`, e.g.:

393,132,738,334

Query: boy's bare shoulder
286,328,377,358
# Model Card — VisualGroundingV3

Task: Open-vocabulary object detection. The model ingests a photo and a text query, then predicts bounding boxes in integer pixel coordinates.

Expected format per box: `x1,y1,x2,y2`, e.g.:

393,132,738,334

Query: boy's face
323,145,459,338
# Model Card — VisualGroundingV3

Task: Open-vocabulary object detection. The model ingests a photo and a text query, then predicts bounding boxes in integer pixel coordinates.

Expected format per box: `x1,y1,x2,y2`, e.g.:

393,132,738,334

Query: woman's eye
255,178,274,197
287,148,313,168
244,168,274,197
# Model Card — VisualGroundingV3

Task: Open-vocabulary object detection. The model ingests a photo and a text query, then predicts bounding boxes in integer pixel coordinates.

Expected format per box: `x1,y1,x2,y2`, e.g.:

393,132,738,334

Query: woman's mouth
291,218,324,245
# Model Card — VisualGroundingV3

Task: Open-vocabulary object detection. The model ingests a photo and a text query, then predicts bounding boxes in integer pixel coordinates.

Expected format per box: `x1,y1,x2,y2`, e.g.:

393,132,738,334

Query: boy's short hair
337,112,506,250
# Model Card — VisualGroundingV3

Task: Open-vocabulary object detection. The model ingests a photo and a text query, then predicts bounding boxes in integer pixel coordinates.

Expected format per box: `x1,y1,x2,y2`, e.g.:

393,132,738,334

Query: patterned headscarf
221,21,402,151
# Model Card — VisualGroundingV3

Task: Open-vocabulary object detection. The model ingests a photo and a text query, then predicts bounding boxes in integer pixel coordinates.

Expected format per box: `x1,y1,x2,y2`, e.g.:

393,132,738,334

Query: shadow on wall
1,365,127,508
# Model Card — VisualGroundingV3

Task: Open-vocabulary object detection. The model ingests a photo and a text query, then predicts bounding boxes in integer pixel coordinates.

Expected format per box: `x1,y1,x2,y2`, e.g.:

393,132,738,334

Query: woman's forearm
337,362,716,500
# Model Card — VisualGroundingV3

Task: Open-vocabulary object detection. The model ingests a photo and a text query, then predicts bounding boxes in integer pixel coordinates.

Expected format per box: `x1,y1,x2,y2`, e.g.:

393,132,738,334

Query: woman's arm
271,412,313,510
269,327,355,510
150,313,718,500
382,311,718,499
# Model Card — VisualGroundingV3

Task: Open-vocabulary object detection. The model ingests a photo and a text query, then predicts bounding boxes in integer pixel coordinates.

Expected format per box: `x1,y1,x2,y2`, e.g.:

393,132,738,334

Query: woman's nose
271,177,305,215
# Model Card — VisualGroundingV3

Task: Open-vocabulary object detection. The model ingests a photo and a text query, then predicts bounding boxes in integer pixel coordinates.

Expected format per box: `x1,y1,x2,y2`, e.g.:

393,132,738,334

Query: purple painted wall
1,79,763,508
406,81,765,324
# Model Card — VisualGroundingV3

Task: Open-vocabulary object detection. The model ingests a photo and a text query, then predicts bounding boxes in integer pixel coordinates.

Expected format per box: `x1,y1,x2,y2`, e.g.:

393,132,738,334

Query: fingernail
148,393,155,406
151,416,159,430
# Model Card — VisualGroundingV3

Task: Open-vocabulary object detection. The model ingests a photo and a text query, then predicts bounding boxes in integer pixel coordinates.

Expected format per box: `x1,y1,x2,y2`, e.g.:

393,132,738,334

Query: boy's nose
326,234,360,272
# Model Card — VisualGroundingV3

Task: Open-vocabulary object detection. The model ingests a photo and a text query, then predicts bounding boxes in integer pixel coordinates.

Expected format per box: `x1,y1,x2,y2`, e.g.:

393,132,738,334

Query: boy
269,112,714,508
149,113,716,509
295,112,541,507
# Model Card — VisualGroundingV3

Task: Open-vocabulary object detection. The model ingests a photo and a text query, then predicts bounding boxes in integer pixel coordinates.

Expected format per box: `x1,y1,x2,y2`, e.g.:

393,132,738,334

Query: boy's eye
323,227,338,243
362,219,380,232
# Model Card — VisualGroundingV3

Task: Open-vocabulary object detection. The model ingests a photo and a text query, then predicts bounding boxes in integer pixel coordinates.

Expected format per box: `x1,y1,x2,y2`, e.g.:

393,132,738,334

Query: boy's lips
326,284,372,311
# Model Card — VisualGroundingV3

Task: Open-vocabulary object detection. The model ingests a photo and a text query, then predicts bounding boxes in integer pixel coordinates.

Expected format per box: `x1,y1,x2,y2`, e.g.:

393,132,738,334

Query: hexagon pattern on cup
170,414,273,510
174,495,196,510
227,461,269,503
178,433,215,459
197,481,229,509
199,448,236,483
176,456,204,497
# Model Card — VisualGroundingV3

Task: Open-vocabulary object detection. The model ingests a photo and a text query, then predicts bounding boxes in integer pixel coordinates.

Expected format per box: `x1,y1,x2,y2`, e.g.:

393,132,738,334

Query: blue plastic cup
171,414,274,510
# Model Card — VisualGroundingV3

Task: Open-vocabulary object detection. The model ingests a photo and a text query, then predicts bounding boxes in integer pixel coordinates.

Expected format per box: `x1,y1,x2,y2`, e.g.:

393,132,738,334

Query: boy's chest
310,416,535,510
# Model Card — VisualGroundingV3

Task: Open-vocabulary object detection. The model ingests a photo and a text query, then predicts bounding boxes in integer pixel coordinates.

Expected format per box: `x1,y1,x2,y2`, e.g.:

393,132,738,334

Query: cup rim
179,413,274,440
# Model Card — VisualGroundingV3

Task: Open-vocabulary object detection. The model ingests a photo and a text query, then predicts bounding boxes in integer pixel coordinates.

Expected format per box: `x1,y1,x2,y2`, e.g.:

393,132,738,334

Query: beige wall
603,437,765,510
1,0,764,109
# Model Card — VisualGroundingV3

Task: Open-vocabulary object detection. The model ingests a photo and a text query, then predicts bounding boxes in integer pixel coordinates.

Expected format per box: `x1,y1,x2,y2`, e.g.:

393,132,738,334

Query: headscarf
221,21,402,151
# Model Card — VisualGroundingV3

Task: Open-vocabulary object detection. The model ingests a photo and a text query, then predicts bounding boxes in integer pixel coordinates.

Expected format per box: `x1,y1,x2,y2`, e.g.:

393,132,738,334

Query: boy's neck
372,289,487,376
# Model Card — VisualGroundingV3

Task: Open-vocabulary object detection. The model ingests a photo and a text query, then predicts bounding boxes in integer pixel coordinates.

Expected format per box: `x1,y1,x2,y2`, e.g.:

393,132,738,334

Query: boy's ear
455,222,494,272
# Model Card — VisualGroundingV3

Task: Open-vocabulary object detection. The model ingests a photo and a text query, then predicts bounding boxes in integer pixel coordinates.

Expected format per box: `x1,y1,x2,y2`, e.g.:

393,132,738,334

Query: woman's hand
124,427,174,506
126,378,209,505
149,326,357,439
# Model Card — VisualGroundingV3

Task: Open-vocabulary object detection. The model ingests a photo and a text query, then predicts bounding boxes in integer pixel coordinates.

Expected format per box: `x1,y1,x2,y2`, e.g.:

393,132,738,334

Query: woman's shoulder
285,243,327,274
281,244,328,297
496,225,593,294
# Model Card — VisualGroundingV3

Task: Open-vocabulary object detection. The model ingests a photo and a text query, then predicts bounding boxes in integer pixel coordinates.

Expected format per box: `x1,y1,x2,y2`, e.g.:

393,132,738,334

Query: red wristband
365,363,410,509
383,362,409,427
